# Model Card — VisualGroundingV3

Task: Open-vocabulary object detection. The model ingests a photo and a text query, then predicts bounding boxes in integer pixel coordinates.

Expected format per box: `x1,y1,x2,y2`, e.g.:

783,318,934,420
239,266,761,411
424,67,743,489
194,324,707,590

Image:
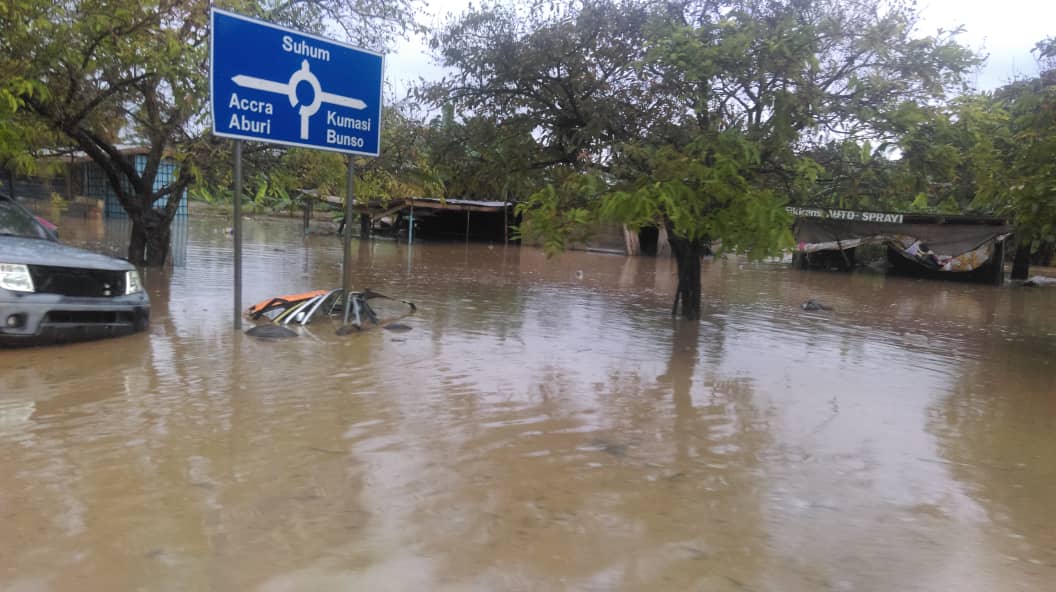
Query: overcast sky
385,0,1055,98
917,0,1055,90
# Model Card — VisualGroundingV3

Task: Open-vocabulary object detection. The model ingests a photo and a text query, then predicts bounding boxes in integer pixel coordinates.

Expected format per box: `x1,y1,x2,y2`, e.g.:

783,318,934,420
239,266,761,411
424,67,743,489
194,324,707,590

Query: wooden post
465,210,471,242
992,238,1006,286
1011,240,1030,280
65,155,73,201
408,204,414,244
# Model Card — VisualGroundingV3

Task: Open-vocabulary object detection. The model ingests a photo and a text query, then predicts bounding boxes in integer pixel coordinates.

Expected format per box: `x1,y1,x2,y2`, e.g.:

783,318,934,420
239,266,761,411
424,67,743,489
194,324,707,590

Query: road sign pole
233,140,243,331
211,8,383,330
342,157,355,324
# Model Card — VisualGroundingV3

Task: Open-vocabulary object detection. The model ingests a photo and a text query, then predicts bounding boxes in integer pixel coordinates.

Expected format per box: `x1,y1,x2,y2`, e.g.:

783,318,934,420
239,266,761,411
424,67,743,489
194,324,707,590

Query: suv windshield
0,198,50,240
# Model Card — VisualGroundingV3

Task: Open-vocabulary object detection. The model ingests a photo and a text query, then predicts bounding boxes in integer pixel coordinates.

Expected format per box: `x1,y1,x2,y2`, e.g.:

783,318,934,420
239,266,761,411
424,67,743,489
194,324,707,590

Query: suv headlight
0,264,34,293
125,270,144,295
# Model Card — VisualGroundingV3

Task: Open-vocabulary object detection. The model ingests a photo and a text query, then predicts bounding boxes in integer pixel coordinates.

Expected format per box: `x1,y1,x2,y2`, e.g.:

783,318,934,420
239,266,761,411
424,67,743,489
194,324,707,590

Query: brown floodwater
2,215,1055,591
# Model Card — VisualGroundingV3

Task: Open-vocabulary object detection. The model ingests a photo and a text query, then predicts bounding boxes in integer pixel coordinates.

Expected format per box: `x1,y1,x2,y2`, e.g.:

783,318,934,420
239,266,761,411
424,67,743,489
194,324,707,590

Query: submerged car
0,193,149,346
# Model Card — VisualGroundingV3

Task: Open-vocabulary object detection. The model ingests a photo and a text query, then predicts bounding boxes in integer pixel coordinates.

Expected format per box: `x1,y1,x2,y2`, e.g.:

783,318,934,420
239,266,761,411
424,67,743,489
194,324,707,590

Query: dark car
0,193,149,346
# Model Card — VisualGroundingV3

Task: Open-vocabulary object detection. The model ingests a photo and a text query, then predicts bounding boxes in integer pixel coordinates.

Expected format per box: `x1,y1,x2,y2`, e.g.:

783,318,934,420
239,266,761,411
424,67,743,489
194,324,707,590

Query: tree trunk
5,169,15,199
128,208,171,266
359,213,371,237
656,226,671,257
623,225,640,256
668,233,705,321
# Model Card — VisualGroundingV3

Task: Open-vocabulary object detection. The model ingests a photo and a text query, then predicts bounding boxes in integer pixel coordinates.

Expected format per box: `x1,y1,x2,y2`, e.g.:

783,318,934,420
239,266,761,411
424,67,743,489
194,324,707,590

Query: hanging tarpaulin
884,233,1012,272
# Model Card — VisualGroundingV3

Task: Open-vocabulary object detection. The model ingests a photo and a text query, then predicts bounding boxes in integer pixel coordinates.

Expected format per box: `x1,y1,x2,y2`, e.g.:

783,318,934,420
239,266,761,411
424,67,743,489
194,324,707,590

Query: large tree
0,0,422,265
879,38,1056,269
428,0,979,319
972,40,1056,267
421,105,543,202
424,0,661,171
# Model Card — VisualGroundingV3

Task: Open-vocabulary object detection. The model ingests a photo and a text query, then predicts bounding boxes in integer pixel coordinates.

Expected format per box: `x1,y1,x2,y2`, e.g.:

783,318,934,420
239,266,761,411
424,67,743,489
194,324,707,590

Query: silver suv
0,193,149,346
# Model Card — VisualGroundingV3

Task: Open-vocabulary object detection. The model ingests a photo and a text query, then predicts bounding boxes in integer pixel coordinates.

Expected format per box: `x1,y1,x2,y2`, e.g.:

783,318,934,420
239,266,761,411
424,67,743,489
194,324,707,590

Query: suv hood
0,236,135,272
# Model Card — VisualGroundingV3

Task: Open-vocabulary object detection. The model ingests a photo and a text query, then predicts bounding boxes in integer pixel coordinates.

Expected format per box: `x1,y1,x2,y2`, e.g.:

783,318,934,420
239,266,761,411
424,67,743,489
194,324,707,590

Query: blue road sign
210,9,384,156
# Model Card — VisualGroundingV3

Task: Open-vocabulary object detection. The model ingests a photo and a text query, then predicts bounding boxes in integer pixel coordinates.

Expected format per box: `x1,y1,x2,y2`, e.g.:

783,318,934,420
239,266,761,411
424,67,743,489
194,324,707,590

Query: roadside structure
788,207,1012,284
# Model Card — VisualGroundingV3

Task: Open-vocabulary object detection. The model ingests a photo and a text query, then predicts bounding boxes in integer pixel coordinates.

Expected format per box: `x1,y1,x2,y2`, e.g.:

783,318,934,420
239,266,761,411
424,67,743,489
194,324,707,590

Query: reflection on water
1,216,1055,590
928,334,1056,579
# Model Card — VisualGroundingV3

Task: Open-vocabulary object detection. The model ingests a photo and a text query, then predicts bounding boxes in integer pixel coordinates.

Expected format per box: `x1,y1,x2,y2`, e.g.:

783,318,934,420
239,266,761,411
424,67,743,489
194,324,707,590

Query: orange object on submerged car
247,289,328,320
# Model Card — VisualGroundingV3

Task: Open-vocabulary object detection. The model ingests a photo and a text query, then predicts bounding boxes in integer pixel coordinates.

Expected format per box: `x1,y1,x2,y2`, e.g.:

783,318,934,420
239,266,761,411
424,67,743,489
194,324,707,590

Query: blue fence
82,155,188,218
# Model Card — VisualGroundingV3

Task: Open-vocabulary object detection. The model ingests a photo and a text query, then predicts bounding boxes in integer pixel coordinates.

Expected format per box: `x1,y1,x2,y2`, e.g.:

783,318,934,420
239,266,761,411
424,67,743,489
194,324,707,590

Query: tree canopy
0,0,424,265
422,0,983,318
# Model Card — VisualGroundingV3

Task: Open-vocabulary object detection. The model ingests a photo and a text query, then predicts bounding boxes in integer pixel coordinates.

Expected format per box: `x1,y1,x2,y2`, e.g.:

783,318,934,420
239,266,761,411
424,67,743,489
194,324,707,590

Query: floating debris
245,288,417,337
1023,276,1056,287
801,299,833,311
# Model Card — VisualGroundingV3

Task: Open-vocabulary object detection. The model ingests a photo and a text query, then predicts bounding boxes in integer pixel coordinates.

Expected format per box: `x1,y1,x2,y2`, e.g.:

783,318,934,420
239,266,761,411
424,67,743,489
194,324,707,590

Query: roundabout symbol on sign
231,59,367,139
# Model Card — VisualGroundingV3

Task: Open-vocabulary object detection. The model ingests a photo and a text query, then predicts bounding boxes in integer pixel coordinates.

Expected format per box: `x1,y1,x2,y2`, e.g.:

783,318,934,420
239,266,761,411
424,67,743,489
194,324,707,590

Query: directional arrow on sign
232,60,366,139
